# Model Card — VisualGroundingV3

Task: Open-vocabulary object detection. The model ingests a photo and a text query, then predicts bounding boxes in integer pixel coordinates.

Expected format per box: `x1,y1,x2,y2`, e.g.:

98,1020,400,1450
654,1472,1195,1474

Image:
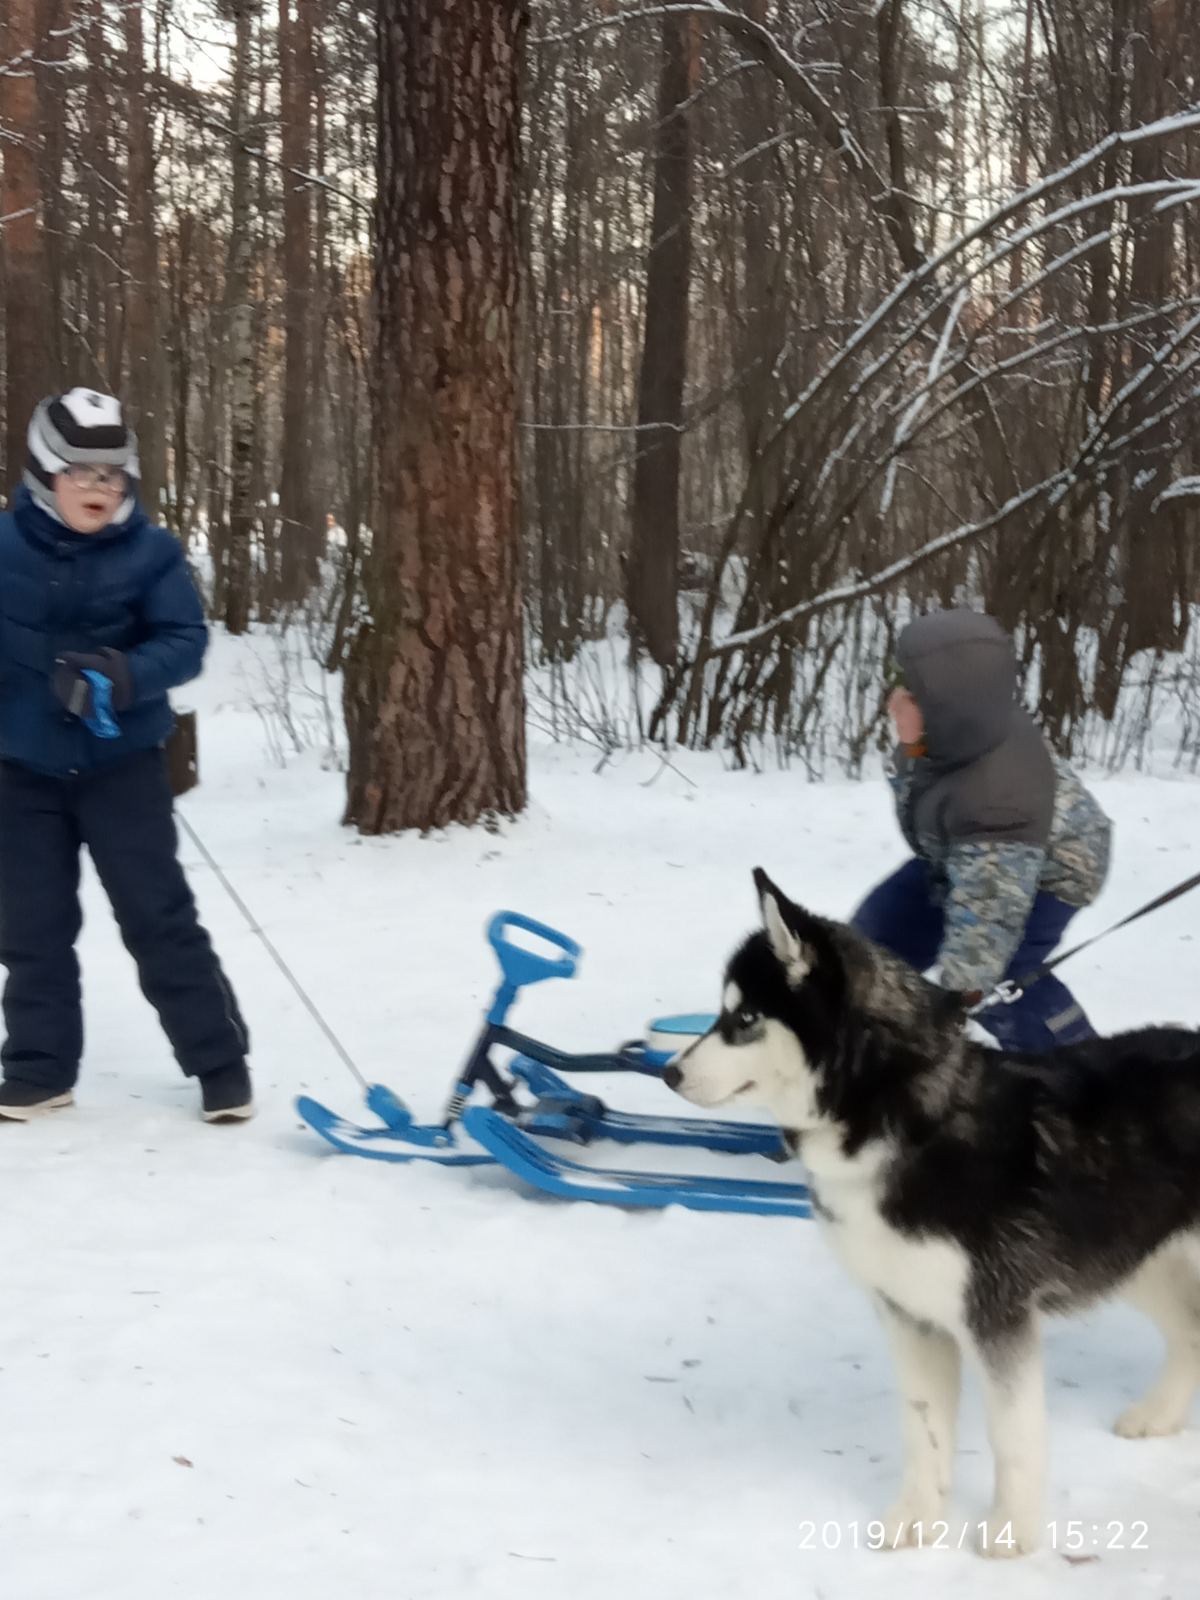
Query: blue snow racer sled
296,912,812,1218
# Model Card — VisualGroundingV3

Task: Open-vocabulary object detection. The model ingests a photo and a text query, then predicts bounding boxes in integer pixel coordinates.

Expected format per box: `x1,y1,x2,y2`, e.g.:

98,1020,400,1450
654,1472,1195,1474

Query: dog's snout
662,1063,683,1090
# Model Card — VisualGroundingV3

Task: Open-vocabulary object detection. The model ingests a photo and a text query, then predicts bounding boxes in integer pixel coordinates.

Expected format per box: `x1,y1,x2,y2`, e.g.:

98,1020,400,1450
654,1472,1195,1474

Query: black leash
986,866,1200,1008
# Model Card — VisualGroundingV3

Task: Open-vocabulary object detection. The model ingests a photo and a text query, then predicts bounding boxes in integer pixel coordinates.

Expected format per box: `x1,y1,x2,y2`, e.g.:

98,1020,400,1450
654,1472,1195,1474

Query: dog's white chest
806,1139,969,1333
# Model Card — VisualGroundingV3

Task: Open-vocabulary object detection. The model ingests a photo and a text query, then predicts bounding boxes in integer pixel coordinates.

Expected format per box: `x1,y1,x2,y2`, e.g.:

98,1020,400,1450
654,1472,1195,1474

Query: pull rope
177,809,369,1091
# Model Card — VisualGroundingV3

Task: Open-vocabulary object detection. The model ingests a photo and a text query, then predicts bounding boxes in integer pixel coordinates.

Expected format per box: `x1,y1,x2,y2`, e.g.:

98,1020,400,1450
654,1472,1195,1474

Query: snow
1155,475,1200,507
4,628,1200,1599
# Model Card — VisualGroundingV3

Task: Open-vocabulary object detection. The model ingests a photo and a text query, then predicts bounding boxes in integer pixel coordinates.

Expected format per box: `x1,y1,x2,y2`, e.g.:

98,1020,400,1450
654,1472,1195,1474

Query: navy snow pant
0,749,248,1093
850,856,1096,1053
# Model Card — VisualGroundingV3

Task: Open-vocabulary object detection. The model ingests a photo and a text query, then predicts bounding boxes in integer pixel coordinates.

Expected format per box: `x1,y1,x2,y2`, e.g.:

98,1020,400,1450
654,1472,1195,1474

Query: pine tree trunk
223,0,257,635
625,17,696,668
168,211,194,530
311,18,331,545
738,0,778,509
1007,0,1035,302
83,0,111,373
203,332,226,598
34,0,70,389
1118,0,1183,655
124,0,165,514
1,0,48,491
248,11,270,612
277,0,315,599
343,0,528,834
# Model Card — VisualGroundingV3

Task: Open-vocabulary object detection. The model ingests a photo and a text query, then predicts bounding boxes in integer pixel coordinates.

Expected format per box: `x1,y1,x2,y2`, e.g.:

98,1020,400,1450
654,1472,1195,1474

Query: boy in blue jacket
0,389,252,1122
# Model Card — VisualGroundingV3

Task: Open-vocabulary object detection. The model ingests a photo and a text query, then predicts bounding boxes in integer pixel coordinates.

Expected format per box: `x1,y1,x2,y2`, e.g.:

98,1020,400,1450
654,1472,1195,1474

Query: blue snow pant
0,749,249,1093
850,856,1096,1052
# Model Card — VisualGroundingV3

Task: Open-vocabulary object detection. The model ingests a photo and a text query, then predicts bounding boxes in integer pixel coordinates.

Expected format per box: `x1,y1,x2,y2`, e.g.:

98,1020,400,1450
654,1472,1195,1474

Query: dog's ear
752,866,779,904
753,867,813,982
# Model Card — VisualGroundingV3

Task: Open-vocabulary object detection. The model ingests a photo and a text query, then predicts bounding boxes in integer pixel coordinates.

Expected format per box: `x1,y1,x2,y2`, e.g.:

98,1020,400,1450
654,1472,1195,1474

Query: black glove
53,649,134,719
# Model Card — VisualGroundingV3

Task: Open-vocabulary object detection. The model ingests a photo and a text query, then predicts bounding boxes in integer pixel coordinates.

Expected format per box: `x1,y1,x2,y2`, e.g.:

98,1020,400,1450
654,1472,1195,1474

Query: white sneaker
0,1084,75,1121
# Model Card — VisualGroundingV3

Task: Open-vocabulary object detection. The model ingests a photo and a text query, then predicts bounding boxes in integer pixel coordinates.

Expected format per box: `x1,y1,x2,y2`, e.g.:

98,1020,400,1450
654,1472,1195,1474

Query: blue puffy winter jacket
0,484,206,777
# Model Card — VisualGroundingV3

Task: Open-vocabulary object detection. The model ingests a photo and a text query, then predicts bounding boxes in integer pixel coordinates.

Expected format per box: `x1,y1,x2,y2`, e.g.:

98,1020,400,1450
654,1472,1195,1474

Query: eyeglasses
63,464,128,494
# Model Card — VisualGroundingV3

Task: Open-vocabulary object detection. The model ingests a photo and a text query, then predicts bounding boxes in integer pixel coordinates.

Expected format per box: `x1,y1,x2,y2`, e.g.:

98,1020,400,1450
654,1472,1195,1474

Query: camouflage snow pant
851,856,1096,1053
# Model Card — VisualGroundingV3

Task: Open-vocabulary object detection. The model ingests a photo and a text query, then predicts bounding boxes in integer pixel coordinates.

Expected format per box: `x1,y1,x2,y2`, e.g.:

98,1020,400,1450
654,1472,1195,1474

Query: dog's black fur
668,868,1200,1556
729,876,1200,1326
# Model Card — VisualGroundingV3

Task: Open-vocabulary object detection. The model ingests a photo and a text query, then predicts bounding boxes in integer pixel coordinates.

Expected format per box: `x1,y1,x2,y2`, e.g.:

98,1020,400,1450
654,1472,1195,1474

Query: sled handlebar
487,913,581,998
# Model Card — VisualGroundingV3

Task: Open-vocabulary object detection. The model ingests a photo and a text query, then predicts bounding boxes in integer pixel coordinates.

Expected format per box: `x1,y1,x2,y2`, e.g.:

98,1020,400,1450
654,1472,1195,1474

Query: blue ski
508,1057,788,1156
296,1058,788,1166
295,1095,495,1165
461,1106,813,1218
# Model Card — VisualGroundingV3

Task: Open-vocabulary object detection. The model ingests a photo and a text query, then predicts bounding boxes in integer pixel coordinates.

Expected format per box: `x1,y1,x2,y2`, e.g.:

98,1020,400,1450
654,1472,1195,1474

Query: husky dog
665,868,1200,1558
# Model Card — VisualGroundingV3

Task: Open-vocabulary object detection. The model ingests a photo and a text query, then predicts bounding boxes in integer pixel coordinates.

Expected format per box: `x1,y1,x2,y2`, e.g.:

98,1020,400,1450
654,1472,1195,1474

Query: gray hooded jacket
889,609,1111,994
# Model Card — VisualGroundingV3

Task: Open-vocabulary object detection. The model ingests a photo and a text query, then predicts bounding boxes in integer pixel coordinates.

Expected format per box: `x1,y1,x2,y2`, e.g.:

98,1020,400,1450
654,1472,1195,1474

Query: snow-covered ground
4,630,1199,1599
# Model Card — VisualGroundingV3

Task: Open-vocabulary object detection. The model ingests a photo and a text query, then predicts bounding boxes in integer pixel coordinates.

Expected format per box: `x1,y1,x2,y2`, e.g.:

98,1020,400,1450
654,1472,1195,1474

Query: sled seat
641,1012,717,1068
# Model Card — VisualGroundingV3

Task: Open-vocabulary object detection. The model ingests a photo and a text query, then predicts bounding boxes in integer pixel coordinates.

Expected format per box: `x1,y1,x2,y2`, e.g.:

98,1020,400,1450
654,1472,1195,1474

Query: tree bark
276,0,315,598
124,0,166,514
222,0,258,634
343,0,528,834
83,0,117,382
1007,0,1035,302
626,16,697,667
34,0,71,388
167,210,194,530
1114,0,1185,657
1,0,49,492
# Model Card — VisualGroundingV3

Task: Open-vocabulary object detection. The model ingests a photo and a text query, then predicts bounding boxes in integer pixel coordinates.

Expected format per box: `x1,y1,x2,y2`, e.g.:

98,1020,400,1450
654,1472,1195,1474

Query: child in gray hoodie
851,608,1111,1051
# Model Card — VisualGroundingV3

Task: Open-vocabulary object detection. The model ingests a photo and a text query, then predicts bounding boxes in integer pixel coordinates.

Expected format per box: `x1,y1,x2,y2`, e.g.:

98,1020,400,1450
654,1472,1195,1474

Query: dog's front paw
978,1512,1039,1559
1114,1398,1187,1439
875,1500,942,1551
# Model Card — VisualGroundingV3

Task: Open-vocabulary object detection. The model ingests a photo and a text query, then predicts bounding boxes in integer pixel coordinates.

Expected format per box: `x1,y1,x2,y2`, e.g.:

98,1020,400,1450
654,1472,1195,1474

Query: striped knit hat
25,388,140,526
